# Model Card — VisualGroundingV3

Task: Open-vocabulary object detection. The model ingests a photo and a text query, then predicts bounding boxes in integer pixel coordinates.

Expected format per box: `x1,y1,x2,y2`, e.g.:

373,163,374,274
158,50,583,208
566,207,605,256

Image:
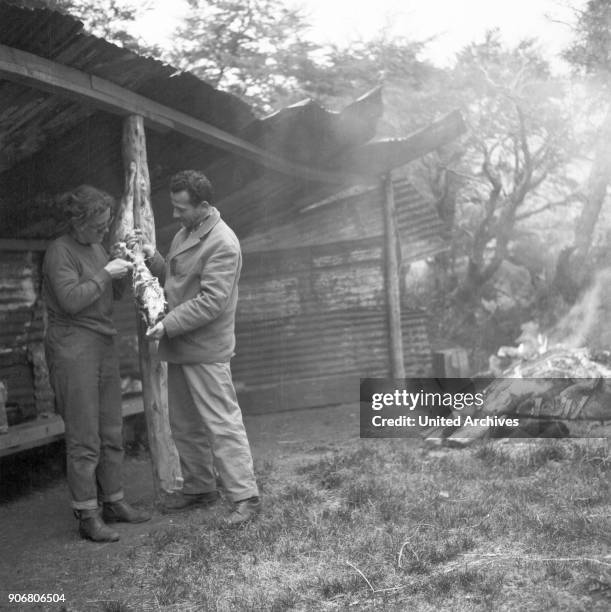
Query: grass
97,438,610,611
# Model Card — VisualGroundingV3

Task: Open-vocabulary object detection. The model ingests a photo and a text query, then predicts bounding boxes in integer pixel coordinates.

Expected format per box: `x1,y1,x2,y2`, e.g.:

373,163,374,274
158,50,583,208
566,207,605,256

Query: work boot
75,509,120,543
226,496,261,526
102,500,151,524
162,490,219,513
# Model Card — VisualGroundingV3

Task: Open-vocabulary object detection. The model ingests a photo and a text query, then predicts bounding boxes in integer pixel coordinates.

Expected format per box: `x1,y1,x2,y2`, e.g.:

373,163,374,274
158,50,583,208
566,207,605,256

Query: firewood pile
427,321,611,447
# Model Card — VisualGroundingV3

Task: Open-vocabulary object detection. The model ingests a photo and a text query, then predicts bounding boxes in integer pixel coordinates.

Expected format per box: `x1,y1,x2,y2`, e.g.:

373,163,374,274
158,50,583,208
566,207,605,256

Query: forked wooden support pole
119,115,182,495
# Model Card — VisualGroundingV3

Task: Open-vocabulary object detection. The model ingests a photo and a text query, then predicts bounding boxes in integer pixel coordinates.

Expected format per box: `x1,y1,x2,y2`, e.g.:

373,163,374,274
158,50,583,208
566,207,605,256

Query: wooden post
382,173,406,378
121,115,182,495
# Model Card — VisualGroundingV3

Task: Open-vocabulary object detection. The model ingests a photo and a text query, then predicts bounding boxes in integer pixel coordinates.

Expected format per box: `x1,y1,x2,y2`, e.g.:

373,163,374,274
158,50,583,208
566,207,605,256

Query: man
43,184,151,542
138,170,260,525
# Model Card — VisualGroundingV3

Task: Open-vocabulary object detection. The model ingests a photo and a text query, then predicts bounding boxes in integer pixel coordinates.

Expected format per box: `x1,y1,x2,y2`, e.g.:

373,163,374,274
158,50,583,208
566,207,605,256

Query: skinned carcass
112,240,167,328
110,161,167,329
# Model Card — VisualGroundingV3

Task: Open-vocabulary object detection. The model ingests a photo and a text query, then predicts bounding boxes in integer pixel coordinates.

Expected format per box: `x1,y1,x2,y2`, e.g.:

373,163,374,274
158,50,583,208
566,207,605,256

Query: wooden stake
382,173,406,378
121,115,182,495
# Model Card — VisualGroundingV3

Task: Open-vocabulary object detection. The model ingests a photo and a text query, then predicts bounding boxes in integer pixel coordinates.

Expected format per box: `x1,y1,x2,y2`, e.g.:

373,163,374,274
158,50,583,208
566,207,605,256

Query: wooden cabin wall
0,247,53,424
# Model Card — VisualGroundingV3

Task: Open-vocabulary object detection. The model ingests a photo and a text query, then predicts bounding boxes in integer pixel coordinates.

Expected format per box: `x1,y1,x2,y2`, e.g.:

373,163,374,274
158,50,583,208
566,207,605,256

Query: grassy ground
95,437,610,612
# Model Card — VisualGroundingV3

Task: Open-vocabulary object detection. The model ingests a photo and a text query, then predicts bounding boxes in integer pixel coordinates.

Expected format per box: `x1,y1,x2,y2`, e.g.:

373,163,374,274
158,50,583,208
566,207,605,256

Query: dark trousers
45,326,124,510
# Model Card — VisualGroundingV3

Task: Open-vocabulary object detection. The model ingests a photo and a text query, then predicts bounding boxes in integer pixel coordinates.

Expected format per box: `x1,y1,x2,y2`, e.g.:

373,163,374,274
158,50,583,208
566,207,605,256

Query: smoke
548,268,611,349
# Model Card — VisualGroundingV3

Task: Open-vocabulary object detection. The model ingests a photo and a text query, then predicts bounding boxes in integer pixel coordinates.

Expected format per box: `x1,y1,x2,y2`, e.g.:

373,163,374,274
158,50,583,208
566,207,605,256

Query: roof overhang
0,43,365,185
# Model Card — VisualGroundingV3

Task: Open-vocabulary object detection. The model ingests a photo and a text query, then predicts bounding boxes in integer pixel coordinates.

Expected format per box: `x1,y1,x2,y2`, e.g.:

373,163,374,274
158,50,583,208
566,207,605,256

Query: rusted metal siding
240,178,446,264
0,249,52,421
231,179,440,410
394,178,446,261
232,238,432,410
233,308,431,386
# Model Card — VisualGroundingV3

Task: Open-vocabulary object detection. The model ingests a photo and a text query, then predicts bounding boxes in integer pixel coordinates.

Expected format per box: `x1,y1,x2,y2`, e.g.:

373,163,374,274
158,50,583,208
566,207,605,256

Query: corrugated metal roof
0,5,462,248
332,110,465,174
0,4,386,190
237,87,382,165
185,115,458,240
0,2,254,174
0,3,387,242
240,178,446,263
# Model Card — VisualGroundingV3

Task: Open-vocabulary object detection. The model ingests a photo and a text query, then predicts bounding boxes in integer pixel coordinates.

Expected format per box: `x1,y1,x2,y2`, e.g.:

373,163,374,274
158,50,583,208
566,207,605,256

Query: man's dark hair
170,170,214,205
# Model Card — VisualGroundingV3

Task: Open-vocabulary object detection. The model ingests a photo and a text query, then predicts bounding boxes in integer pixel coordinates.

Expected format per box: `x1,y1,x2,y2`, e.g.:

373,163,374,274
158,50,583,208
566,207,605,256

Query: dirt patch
0,403,365,610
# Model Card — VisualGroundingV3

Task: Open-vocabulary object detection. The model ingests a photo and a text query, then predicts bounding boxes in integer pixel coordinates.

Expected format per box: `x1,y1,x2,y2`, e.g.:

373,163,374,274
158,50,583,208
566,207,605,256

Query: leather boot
226,496,261,526
162,491,219,513
75,509,120,542
102,500,151,524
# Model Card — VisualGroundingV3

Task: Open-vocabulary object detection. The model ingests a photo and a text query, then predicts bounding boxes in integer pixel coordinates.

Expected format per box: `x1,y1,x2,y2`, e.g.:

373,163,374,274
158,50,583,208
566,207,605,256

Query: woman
43,185,150,542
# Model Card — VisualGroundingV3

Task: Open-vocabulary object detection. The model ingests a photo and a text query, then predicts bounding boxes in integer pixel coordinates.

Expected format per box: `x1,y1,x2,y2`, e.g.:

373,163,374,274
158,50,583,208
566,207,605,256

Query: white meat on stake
113,241,167,328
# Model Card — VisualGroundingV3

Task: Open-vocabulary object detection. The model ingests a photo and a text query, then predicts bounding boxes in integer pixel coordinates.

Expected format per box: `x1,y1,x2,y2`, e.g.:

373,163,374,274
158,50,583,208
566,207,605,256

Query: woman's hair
59,185,114,225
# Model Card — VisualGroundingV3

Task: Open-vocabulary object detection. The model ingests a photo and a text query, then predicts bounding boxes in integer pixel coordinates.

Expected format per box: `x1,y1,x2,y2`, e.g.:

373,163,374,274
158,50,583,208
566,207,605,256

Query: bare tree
447,34,577,298
559,0,611,289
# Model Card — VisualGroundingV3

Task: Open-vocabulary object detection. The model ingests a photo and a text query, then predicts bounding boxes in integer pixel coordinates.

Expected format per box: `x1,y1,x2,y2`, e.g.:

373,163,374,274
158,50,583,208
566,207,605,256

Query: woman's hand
104,258,133,279
109,241,130,260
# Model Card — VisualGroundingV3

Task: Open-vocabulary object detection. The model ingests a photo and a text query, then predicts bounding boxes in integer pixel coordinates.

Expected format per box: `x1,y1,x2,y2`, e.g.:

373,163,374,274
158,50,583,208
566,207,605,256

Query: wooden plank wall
0,246,53,424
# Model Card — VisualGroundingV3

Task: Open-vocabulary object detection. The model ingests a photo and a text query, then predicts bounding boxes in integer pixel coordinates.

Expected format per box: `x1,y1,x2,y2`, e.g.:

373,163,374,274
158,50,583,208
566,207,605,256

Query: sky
132,0,582,69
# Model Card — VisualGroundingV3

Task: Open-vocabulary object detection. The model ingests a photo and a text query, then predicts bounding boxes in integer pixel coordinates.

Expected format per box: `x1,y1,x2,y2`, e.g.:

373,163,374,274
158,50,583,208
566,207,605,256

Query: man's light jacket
148,206,241,364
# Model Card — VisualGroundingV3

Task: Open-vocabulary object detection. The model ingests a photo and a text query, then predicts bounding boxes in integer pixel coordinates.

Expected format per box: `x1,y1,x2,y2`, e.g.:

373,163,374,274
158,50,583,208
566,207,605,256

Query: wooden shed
0,2,464,455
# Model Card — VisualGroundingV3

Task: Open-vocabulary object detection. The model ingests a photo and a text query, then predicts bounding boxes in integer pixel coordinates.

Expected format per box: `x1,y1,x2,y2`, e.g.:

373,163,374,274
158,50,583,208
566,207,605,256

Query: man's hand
146,321,165,340
125,229,155,259
104,258,133,279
